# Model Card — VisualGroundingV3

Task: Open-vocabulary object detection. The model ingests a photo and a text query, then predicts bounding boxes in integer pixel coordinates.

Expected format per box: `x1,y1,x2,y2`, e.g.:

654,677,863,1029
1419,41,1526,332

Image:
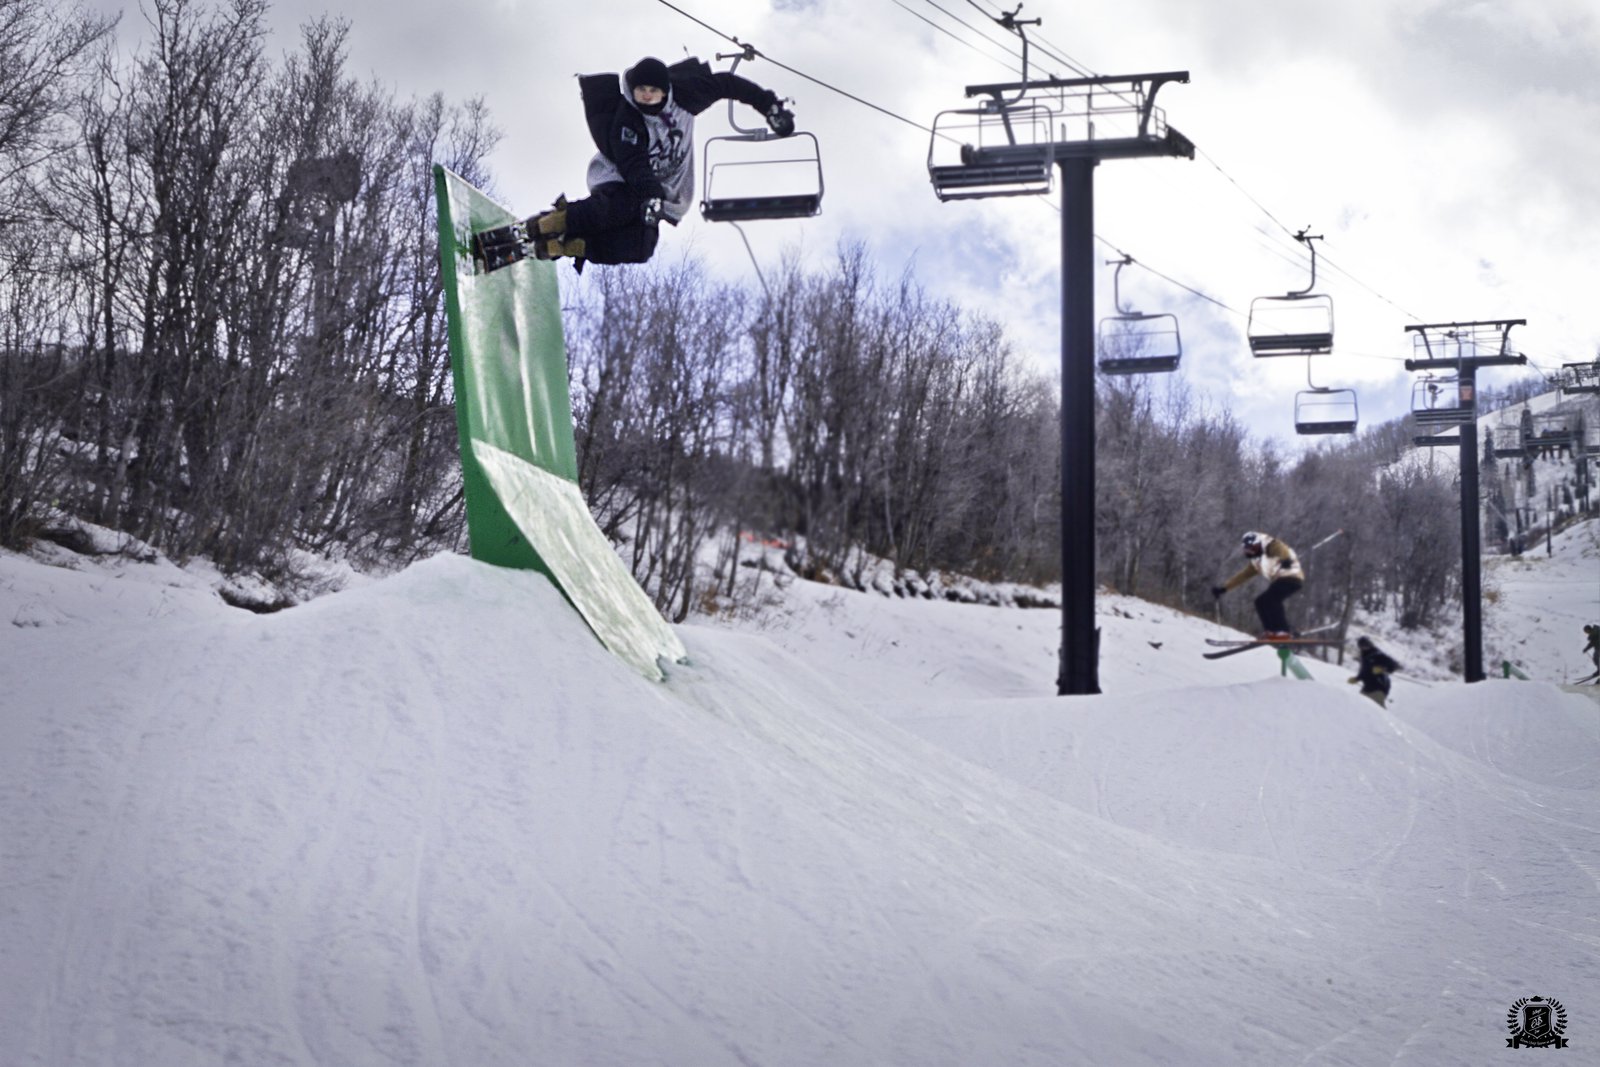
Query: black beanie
625,57,671,102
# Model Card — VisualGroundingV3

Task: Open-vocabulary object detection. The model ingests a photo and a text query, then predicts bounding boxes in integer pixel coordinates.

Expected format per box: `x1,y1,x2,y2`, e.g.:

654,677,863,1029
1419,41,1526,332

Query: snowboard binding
470,198,571,274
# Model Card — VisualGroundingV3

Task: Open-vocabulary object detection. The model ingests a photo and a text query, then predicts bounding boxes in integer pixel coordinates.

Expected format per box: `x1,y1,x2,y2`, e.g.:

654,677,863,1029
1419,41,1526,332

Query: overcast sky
94,0,1599,446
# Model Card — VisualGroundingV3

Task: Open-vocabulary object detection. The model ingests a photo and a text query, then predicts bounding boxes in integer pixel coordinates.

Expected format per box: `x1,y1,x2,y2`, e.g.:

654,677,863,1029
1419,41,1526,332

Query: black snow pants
564,181,662,264
1254,577,1303,634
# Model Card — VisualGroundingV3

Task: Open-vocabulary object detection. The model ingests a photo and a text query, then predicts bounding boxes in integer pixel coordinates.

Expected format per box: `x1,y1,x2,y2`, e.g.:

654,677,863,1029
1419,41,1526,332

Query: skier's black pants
1253,577,1302,633
563,181,661,264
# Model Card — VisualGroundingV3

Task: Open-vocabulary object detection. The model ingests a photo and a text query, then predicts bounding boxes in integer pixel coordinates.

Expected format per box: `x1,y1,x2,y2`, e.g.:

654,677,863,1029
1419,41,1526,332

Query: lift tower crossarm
966,72,1190,143
1406,355,1526,371
965,71,1190,98
1403,319,1526,367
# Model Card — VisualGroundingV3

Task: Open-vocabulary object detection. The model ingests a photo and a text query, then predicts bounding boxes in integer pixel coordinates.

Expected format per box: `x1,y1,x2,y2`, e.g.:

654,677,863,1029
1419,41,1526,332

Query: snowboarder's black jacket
578,58,779,204
1355,644,1402,694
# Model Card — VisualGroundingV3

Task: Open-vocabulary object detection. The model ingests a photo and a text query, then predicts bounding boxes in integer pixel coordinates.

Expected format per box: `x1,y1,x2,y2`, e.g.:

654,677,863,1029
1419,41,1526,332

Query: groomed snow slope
1,534,1595,1066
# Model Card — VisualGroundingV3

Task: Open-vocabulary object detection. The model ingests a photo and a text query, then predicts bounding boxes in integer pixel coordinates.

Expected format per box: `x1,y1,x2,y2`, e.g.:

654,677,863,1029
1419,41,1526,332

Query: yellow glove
1346,677,1359,685
1371,666,1386,675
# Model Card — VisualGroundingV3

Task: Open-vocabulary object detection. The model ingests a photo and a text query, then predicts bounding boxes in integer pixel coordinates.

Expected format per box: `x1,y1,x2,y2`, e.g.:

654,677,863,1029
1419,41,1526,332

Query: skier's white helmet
1242,531,1267,556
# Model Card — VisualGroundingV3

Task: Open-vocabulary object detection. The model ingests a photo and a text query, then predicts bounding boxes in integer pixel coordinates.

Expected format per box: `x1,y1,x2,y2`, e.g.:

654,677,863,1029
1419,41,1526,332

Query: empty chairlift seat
1247,294,1334,356
1294,387,1358,435
1098,314,1182,374
1097,257,1181,374
927,102,1056,201
1247,228,1333,357
700,130,823,223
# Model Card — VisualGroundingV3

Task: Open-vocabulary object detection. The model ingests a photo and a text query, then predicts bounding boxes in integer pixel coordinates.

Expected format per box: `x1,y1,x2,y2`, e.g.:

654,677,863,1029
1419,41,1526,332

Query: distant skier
1211,531,1304,640
1582,623,1600,684
1347,636,1402,707
474,56,795,272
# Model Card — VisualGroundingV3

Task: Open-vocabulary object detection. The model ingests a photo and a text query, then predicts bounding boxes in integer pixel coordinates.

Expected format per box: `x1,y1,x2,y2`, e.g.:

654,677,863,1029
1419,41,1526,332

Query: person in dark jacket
524,56,794,267
1347,636,1402,706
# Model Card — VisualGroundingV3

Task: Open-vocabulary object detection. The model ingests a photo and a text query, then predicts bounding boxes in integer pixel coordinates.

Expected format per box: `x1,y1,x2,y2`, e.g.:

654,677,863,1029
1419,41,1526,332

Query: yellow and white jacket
1221,532,1304,591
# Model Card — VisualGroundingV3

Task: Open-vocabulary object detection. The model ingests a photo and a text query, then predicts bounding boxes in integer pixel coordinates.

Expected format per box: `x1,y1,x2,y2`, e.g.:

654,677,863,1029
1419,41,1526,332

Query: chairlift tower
1404,319,1526,683
929,64,1193,695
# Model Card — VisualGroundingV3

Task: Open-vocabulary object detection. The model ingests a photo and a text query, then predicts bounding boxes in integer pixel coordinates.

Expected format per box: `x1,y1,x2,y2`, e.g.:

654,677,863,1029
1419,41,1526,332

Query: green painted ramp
434,165,686,681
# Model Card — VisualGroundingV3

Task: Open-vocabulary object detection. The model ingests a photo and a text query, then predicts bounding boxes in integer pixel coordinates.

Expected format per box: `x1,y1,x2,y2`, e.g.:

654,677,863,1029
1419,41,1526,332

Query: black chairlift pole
1059,156,1098,695
926,66,1193,695
1404,319,1526,683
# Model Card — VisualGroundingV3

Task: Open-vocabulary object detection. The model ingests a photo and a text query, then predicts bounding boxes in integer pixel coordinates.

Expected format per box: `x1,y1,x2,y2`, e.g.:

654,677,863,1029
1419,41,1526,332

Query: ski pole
1307,528,1345,553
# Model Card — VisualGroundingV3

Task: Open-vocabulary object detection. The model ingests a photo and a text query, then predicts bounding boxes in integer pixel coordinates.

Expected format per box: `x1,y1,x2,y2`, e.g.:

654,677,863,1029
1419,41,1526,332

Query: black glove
1210,585,1227,599
640,197,663,226
765,102,795,137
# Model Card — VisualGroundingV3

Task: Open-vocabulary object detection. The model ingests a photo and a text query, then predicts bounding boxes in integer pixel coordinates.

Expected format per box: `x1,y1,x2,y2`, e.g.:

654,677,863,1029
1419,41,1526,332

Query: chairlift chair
1560,360,1600,395
1410,375,1476,426
700,131,823,222
1489,420,1527,459
1247,229,1334,357
698,49,823,225
927,99,1055,201
1294,359,1357,435
1097,256,1180,374
926,52,1191,201
1526,412,1580,459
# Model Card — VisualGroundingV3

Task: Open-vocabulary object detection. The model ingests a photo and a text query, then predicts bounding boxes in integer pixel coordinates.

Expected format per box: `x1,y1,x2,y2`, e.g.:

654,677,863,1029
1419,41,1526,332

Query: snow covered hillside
2,522,1596,1066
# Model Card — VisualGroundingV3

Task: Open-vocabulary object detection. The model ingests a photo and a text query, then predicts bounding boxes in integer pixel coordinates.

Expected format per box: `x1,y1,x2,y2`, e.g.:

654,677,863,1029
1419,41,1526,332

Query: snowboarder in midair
1347,635,1402,707
478,56,794,271
1212,531,1304,640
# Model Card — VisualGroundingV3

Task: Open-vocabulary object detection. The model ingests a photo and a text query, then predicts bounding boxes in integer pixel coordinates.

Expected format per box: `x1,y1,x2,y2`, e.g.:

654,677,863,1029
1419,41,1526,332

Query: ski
1203,639,1340,660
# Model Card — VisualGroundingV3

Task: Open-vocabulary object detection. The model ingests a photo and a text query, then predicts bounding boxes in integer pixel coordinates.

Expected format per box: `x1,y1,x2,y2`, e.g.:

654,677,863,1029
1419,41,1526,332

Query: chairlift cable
651,0,937,134
924,0,1063,79
965,1,1460,335
659,0,1202,310
658,0,1463,360
1201,151,1429,324
964,0,1140,110
891,0,1020,72
1311,243,1425,323
1093,234,1243,318
964,0,1095,79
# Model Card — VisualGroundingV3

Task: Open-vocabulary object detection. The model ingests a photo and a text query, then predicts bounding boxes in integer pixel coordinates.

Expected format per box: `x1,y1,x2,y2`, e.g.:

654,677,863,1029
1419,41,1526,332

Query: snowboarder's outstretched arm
710,72,794,134
671,59,795,135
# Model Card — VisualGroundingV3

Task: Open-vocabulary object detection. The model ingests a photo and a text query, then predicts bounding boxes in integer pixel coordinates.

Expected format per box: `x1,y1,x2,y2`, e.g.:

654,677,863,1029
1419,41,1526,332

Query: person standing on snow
1347,635,1402,706
517,56,794,268
1211,531,1305,640
1582,623,1600,683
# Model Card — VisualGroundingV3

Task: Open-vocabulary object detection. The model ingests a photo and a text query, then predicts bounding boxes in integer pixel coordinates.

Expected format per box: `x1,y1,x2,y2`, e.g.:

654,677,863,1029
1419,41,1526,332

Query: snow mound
3,545,1596,1066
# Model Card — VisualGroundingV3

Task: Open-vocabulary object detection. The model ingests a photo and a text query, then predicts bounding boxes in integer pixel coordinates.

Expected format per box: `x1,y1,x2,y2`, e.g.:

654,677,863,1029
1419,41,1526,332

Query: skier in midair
1347,635,1402,707
477,56,794,271
1212,531,1305,640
